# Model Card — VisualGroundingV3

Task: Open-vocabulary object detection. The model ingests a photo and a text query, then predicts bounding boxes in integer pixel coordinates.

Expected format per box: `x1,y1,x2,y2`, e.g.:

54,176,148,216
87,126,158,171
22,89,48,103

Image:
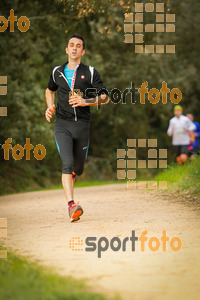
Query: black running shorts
173,145,188,157
54,118,90,175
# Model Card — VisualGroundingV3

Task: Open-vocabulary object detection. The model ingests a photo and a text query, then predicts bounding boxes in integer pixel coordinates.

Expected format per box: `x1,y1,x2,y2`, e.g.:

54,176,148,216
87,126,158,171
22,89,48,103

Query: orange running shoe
68,202,83,222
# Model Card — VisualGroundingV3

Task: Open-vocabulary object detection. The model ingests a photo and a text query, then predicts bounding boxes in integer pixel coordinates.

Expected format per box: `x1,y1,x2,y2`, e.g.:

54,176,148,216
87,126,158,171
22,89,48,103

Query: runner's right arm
167,119,173,136
185,118,196,143
45,71,59,122
45,89,56,122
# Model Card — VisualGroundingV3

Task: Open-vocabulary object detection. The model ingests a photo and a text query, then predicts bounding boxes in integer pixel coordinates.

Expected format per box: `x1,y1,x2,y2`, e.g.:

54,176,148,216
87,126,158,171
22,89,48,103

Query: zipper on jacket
58,70,78,121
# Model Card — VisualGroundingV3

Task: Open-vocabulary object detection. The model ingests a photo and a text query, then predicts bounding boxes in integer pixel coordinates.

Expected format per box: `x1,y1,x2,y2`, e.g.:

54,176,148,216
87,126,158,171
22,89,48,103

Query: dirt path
0,184,200,300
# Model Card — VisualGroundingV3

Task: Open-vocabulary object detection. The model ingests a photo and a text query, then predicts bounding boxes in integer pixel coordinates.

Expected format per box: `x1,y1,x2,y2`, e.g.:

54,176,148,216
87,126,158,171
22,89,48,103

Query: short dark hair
67,34,85,49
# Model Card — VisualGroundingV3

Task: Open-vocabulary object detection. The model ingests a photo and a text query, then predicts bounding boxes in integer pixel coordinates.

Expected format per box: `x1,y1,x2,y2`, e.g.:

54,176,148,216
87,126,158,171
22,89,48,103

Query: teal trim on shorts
55,137,61,155
85,140,90,160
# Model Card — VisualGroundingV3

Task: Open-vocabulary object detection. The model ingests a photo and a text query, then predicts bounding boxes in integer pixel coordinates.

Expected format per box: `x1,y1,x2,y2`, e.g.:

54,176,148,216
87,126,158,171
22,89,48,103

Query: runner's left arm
185,119,196,143
69,68,110,107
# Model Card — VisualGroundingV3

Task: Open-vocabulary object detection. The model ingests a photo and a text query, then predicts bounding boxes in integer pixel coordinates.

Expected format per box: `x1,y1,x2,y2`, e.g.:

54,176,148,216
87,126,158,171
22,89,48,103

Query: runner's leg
176,156,182,165
54,119,74,202
180,154,187,163
62,174,74,202
73,121,90,176
180,145,188,164
174,146,182,165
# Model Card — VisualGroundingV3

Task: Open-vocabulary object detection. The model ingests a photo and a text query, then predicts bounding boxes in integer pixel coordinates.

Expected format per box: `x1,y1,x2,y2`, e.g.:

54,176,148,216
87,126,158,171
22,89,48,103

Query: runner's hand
69,94,86,107
45,104,55,122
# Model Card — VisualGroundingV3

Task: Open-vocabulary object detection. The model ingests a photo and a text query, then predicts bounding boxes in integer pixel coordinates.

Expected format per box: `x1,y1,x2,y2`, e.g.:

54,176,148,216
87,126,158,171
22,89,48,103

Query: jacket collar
59,62,82,73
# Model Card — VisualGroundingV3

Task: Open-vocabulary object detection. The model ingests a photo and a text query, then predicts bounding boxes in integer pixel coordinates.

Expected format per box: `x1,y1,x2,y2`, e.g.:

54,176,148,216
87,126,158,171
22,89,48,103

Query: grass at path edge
155,156,200,195
0,249,118,300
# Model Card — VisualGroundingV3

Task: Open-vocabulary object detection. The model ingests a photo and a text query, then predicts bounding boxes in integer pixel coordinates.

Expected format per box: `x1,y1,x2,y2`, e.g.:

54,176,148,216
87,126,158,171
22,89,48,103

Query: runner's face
174,109,182,118
187,114,194,122
66,38,85,60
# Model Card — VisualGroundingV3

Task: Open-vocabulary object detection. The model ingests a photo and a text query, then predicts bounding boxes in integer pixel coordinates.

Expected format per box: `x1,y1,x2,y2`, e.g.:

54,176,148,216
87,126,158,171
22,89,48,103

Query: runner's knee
62,162,73,174
74,166,84,176
180,154,187,162
176,156,182,165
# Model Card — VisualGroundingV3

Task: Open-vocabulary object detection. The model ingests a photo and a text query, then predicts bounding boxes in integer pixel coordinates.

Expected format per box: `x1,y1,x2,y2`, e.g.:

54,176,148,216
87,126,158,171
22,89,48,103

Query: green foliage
0,0,200,193
155,156,200,195
0,251,111,300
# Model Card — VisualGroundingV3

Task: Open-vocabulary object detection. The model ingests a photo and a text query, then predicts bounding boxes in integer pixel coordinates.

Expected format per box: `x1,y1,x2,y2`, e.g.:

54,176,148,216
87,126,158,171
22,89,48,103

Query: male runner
167,105,195,165
45,34,109,222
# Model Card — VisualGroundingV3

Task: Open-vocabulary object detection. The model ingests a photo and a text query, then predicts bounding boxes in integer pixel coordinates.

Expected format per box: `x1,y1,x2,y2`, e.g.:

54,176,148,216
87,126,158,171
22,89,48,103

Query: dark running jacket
47,62,108,122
